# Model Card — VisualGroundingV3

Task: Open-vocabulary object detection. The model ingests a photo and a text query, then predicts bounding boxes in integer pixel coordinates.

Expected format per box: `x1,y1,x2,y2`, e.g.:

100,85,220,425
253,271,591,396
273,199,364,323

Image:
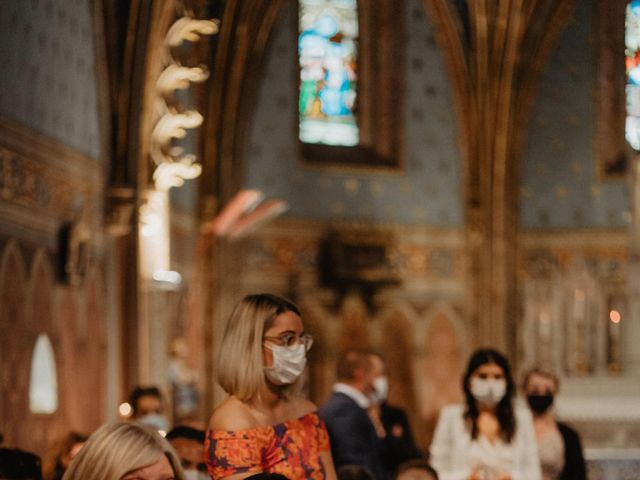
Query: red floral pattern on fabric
205,411,330,479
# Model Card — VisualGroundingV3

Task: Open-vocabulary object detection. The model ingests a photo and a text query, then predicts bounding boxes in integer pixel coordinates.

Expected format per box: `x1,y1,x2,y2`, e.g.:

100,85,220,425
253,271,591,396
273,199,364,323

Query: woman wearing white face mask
206,294,338,480
430,349,541,480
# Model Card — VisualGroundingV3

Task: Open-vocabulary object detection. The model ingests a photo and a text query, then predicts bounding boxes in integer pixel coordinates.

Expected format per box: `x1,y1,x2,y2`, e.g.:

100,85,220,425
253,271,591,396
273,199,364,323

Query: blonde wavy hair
217,293,302,401
62,422,185,480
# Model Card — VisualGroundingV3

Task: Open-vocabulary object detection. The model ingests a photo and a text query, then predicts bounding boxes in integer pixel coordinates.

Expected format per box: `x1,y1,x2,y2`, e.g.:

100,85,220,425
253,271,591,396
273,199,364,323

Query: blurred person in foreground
42,432,87,480
337,464,374,480
395,459,438,480
367,352,421,477
166,426,208,480
430,349,540,480
522,368,586,480
0,432,42,480
206,294,337,480
62,422,184,480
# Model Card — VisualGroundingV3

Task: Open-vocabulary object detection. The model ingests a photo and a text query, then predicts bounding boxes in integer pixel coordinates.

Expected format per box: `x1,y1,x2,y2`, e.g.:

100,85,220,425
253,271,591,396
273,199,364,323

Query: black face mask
527,394,554,414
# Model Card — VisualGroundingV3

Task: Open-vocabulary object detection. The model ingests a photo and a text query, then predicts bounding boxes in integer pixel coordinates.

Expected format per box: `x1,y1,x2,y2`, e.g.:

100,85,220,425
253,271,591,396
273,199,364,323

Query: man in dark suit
319,349,385,480
368,352,422,477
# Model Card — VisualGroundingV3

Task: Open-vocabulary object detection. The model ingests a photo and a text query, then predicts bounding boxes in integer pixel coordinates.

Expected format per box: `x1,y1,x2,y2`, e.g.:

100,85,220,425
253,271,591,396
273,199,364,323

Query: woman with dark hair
42,432,87,480
429,349,541,480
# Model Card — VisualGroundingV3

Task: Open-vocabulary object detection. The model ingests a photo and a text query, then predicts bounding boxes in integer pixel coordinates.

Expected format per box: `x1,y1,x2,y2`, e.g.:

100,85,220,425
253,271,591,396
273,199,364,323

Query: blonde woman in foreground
63,422,185,480
205,293,337,480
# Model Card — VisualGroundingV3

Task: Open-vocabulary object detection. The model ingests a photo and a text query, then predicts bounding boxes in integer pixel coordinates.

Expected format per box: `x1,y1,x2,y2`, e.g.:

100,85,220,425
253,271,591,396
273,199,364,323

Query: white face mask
370,376,389,405
183,471,209,480
137,413,169,432
470,378,507,406
264,343,307,385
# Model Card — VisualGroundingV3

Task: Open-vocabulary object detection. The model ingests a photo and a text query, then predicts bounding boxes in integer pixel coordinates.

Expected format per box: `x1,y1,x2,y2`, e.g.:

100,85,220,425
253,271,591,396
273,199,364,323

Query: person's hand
468,466,483,480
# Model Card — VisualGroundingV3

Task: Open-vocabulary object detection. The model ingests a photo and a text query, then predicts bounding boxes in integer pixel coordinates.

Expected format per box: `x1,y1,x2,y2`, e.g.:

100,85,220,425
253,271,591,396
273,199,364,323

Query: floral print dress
205,411,331,479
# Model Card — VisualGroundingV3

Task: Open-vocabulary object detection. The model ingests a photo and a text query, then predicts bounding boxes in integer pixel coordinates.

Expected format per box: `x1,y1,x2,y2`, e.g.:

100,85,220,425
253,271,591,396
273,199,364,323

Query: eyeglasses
263,332,314,351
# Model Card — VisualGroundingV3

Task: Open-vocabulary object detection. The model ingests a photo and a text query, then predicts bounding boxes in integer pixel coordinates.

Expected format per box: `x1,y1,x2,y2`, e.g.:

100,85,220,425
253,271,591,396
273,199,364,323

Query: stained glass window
626,1,640,150
298,0,359,146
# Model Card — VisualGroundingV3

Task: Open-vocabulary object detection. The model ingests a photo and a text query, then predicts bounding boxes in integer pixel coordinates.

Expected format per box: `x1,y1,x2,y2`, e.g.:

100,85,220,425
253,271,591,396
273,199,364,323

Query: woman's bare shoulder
289,396,318,418
208,397,258,432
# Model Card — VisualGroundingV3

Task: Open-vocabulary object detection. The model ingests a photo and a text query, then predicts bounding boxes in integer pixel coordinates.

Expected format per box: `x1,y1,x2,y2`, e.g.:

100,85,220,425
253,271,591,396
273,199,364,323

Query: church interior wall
0,0,639,475
244,0,463,227
228,0,640,458
0,121,111,456
0,0,103,160
520,0,628,230
0,0,112,456
516,0,640,456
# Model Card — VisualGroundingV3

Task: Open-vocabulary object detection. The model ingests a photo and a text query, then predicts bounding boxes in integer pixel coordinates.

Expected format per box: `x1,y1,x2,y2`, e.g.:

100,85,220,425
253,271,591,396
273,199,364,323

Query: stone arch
55,287,82,431
338,292,371,351
23,249,64,450
377,303,419,421
81,265,107,429
27,249,56,335
0,239,28,307
0,240,29,449
416,303,467,447
27,249,67,453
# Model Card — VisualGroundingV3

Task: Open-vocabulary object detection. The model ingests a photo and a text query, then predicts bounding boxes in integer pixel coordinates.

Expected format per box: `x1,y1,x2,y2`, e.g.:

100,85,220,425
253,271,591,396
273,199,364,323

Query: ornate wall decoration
0,118,104,243
149,15,218,179
0,241,106,454
519,230,640,449
422,0,577,351
520,232,630,376
140,9,218,281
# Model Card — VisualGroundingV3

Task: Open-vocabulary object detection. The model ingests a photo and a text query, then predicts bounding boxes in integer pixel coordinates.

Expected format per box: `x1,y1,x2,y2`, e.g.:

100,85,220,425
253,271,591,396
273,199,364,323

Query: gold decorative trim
0,116,103,181
0,117,105,246
520,229,629,247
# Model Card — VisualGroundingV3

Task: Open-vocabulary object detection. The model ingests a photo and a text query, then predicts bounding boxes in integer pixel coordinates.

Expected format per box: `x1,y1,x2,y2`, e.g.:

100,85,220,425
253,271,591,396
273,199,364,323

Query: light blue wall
0,0,102,159
520,0,629,229
243,0,463,226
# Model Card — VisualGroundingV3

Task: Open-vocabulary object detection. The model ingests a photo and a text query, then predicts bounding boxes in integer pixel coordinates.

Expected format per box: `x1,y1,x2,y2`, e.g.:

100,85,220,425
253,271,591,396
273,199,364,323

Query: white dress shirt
332,382,371,408
430,404,542,480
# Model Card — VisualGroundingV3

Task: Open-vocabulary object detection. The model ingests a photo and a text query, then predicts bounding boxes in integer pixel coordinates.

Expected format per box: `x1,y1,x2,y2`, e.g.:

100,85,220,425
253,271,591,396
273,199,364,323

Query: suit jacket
379,403,422,475
319,392,385,480
557,422,586,480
